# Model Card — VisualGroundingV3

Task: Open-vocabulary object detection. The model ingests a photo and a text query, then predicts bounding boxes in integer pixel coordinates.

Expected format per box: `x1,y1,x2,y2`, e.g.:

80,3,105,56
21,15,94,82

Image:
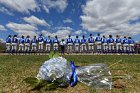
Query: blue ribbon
69,61,78,87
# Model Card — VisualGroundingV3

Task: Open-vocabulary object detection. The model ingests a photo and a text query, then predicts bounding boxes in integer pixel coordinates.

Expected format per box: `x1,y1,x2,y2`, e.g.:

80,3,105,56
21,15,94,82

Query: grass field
0,55,140,93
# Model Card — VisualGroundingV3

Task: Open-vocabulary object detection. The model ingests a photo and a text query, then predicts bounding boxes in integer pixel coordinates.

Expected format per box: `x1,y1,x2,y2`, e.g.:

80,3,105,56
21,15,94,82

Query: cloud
81,0,140,37
74,30,87,35
0,25,6,31
0,0,38,14
40,0,68,13
6,22,37,37
23,16,50,26
63,18,72,23
0,6,13,15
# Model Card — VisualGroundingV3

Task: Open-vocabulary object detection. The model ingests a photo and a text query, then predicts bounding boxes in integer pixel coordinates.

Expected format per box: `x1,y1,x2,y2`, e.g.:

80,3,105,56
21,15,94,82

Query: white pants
96,42,102,50
102,43,108,51
12,43,17,51
129,44,134,52
38,42,43,50
53,43,58,51
75,44,80,52
116,43,122,51
123,44,129,51
81,44,87,52
109,43,114,50
6,43,11,51
19,44,24,51
88,43,94,52
67,43,73,53
46,44,51,51
25,43,30,51
32,43,37,51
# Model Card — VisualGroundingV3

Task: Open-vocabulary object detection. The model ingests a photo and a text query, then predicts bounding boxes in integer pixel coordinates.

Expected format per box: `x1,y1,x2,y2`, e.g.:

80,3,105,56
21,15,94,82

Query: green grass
0,55,140,93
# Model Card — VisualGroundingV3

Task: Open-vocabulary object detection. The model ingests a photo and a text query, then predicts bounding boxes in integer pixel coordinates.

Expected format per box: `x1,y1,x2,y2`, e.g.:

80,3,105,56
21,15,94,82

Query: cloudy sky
0,0,140,41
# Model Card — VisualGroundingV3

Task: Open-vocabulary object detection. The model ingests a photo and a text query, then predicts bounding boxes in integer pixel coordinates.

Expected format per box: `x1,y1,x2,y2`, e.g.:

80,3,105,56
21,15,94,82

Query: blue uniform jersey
6,37,11,43
108,38,114,43
128,39,135,44
67,38,73,43
12,37,18,43
74,39,80,44
123,38,128,44
46,39,52,44
31,39,37,43
102,38,108,43
81,38,87,44
53,39,59,43
25,38,30,43
19,38,24,44
95,36,102,42
88,37,94,43
115,38,122,43
38,36,44,42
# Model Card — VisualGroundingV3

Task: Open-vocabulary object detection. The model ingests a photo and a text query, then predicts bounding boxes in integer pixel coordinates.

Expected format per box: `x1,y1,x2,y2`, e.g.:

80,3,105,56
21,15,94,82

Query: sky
0,0,140,42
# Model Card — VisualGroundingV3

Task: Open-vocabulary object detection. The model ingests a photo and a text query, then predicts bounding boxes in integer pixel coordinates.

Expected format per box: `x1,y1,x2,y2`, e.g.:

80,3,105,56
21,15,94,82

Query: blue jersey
102,38,108,43
19,38,24,44
46,39,52,44
6,37,11,43
67,38,73,43
38,36,44,42
12,37,18,43
95,36,102,42
108,38,114,43
74,39,80,44
88,37,94,43
123,38,128,44
128,39,135,44
25,38,30,43
81,38,87,44
115,38,122,43
31,39,37,43
53,39,59,43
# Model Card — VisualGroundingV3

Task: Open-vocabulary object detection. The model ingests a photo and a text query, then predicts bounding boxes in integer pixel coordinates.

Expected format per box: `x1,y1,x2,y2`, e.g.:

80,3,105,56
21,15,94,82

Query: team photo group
5,33,135,54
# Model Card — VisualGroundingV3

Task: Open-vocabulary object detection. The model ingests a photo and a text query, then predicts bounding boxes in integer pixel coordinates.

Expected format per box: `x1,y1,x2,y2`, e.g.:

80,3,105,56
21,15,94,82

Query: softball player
66,35,73,54
25,35,30,53
45,35,52,52
128,37,135,53
31,36,38,52
11,35,18,53
18,35,25,52
74,36,80,53
102,35,108,53
81,35,87,53
115,35,122,53
88,34,94,53
6,35,12,53
38,34,44,52
108,35,115,53
95,33,102,53
53,36,59,52
123,36,129,53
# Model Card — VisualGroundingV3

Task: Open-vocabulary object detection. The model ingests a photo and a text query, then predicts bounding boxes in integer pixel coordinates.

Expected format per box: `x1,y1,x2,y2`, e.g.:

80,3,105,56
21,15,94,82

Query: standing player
6,35,12,53
11,35,18,53
45,35,52,53
115,35,122,53
108,35,115,53
123,36,129,53
95,33,102,53
31,36,38,52
81,35,87,53
53,35,59,52
74,36,80,53
25,35,30,53
128,37,135,53
60,39,66,55
66,35,73,54
88,34,94,53
102,35,108,53
38,34,44,52
18,35,25,53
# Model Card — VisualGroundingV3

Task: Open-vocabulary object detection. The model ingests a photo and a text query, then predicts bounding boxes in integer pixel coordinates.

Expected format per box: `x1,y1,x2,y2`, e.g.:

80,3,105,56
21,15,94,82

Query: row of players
5,33,135,53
